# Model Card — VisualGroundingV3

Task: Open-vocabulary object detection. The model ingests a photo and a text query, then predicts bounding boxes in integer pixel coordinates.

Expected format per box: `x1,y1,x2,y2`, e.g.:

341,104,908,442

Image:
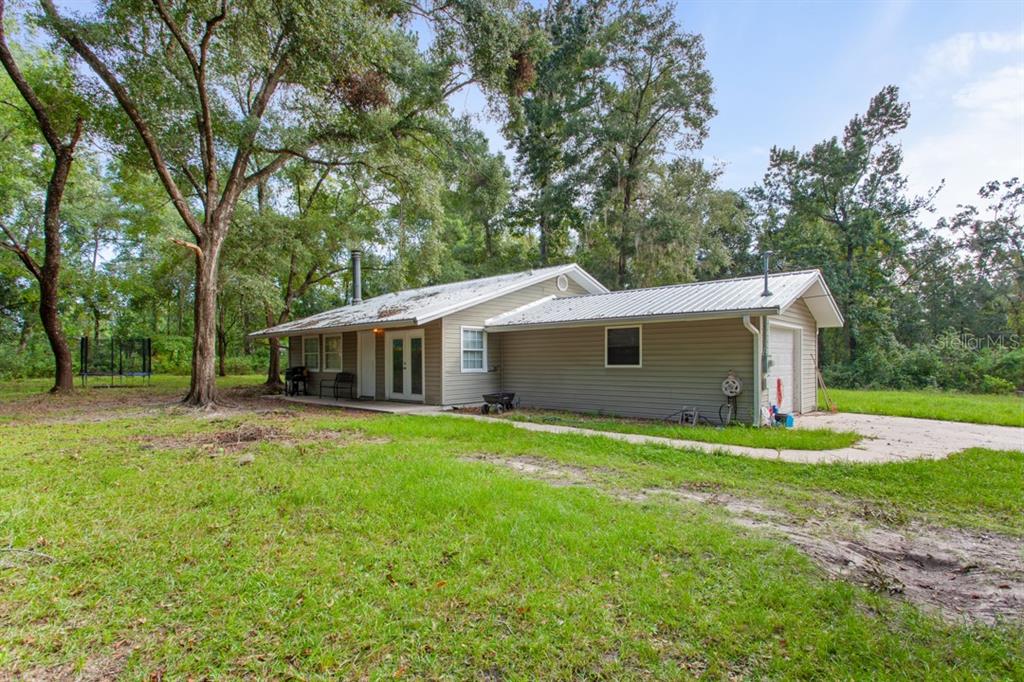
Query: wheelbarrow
481,391,516,414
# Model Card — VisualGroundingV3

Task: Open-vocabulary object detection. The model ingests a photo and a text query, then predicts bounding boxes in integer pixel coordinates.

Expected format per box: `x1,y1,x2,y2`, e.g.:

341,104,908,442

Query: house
249,260,843,425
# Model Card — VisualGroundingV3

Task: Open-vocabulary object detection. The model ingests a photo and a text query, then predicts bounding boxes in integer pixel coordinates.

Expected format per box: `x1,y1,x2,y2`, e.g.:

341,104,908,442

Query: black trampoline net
79,337,152,384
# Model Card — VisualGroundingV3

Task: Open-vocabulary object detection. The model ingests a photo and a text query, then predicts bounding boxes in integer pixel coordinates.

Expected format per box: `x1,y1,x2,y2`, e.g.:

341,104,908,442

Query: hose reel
720,371,743,425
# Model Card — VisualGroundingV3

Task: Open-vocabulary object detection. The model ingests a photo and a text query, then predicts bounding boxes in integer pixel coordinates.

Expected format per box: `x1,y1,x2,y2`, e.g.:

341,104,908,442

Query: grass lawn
502,409,861,450
0,379,1021,678
822,388,1024,427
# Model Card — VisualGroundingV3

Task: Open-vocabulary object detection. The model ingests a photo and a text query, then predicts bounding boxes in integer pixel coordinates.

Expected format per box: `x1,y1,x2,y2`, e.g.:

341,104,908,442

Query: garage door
768,326,798,414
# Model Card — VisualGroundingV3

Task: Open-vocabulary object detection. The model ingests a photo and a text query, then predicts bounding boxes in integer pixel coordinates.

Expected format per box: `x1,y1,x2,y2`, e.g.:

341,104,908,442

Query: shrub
980,375,1015,394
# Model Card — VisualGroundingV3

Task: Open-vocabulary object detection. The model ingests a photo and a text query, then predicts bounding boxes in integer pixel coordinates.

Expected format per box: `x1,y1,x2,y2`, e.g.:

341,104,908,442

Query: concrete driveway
795,412,1023,461
456,411,1023,464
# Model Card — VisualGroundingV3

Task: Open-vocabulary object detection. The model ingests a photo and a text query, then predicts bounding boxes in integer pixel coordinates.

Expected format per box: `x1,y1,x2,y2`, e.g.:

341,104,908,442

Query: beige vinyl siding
423,320,443,404
498,317,755,422
374,331,385,400
442,277,589,405
342,331,357,373
288,335,302,367
773,298,818,413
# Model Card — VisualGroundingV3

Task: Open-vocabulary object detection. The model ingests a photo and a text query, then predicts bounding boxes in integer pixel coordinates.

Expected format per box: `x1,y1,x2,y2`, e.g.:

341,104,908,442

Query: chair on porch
285,366,308,396
318,372,357,400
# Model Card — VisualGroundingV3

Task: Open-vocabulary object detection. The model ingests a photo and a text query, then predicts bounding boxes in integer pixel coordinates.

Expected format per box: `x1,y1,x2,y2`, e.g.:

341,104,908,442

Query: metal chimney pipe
761,251,773,297
351,249,363,304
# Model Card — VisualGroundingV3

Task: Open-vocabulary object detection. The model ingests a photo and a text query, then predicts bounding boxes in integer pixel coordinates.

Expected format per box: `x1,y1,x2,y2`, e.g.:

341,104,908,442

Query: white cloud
904,65,1024,219
952,66,1024,118
902,28,1024,219
914,30,1024,87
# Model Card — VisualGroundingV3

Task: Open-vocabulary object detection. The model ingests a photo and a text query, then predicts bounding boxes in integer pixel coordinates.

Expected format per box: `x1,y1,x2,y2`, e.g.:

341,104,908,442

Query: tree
752,86,937,365
951,178,1024,339
629,159,752,286
39,0,533,406
508,0,606,264
0,0,84,392
591,0,714,288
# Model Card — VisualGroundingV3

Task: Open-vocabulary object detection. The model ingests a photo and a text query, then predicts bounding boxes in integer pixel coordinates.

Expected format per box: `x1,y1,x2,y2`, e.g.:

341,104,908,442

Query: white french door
384,330,425,401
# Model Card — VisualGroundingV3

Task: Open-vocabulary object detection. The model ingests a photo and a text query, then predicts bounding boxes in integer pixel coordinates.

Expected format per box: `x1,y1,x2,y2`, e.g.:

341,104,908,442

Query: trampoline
79,337,153,387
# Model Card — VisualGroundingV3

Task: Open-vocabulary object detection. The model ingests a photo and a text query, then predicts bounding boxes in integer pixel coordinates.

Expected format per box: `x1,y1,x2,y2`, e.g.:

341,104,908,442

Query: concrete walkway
447,411,1023,464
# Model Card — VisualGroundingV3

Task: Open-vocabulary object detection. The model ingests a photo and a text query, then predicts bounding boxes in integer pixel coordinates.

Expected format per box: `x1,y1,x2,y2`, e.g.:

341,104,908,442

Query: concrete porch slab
271,394,444,415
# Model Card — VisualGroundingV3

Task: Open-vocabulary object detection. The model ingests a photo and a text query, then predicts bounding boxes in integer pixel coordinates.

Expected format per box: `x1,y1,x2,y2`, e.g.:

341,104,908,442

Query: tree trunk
538,213,548,265
266,335,283,388
39,273,73,392
183,231,223,406
216,305,227,378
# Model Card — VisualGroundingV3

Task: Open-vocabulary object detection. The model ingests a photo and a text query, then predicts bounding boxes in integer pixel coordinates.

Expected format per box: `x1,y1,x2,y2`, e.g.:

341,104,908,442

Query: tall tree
752,86,937,364
508,0,606,264
39,0,531,406
591,0,714,288
0,0,84,392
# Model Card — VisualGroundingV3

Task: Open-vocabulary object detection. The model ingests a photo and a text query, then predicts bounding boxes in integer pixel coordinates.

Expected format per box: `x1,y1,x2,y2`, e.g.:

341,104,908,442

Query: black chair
319,372,356,400
285,366,308,396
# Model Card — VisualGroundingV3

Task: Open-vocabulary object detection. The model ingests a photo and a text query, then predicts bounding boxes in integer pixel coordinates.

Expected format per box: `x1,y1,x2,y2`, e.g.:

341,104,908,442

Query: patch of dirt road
464,454,1024,625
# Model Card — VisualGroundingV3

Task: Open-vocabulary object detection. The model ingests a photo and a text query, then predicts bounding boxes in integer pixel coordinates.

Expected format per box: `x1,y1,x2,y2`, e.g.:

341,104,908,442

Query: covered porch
283,320,442,405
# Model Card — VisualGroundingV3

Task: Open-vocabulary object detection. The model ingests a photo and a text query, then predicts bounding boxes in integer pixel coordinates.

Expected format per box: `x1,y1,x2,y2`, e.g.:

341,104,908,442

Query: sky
454,0,1024,221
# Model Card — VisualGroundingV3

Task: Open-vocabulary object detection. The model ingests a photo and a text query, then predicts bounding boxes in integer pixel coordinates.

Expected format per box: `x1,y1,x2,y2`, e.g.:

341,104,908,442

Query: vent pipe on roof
761,251,773,297
351,249,363,304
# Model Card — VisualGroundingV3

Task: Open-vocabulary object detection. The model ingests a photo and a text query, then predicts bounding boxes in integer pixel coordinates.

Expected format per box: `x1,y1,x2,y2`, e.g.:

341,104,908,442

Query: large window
303,336,320,371
323,335,342,371
461,326,486,372
605,326,641,367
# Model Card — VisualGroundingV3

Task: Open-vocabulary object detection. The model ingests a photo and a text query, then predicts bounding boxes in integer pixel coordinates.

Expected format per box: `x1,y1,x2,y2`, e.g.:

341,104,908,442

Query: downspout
742,315,761,426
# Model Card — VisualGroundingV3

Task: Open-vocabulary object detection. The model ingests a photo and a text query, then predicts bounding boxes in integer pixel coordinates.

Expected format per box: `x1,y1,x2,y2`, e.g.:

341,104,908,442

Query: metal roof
249,264,607,338
485,269,844,330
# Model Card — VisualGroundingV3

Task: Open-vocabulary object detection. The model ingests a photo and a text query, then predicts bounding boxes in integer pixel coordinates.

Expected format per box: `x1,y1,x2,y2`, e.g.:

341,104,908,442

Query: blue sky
455,0,1024,220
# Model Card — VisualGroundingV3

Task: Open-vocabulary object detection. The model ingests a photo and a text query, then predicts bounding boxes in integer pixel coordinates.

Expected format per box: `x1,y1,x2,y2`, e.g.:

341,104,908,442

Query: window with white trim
323,335,342,371
605,326,641,367
303,336,320,371
461,327,486,372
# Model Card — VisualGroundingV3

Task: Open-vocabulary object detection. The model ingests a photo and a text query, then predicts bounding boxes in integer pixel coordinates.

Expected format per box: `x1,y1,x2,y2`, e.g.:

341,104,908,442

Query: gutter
742,315,762,427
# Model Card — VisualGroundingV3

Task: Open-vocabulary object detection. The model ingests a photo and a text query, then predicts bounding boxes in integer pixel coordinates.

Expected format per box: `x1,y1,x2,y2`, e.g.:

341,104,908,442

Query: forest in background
1,0,1020,399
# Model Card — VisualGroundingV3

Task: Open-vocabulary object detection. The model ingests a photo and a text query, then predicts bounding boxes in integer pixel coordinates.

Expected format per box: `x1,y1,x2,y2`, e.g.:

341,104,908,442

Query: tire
481,404,490,415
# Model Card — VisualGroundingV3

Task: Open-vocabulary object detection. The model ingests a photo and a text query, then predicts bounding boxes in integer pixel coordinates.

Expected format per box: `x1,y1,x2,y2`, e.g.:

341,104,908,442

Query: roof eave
247,317,418,339
485,307,782,332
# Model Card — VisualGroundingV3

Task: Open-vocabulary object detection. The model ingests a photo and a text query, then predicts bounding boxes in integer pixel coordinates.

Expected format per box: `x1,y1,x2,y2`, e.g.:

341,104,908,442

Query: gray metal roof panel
485,270,834,328
249,264,603,338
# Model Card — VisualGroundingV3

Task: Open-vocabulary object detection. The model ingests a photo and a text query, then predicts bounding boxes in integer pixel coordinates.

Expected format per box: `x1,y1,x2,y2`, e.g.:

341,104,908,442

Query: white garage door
768,326,798,414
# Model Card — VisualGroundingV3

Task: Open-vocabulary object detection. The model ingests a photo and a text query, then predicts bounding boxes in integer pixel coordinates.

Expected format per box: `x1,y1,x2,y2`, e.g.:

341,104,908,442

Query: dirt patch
140,423,390,455
467,453,1024,625
1,643,133,681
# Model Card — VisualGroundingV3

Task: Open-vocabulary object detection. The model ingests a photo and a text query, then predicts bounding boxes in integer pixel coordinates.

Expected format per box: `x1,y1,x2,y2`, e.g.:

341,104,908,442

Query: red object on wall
776,377,783,407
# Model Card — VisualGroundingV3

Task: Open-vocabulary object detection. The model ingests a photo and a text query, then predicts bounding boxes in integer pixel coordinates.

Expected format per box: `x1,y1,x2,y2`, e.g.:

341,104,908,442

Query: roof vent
761,251,773,297
556,274,569,292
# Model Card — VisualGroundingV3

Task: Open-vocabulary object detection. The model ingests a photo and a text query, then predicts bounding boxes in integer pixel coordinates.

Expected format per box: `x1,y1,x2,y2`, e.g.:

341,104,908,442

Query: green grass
503,409,861,450
0,373,264,402
822,388,1024,427
0,381,1022,678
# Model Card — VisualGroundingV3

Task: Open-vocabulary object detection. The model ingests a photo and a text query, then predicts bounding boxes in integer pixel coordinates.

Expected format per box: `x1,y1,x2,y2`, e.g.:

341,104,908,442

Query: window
461,327,486,372
323,335,342,371
605,326,641,367
303,336,320,371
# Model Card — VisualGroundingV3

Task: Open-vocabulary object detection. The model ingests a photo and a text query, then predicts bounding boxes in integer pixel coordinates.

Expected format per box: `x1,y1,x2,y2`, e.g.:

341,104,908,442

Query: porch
273,394,444,415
